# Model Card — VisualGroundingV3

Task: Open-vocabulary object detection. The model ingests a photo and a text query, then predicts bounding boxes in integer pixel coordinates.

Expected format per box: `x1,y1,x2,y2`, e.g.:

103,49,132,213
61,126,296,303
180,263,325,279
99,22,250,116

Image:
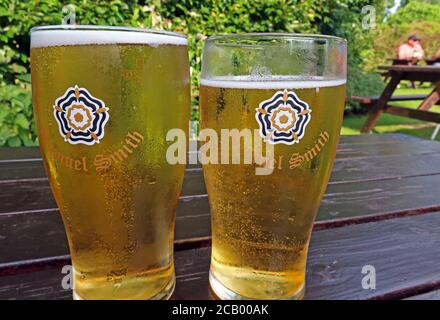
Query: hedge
0,0,385,146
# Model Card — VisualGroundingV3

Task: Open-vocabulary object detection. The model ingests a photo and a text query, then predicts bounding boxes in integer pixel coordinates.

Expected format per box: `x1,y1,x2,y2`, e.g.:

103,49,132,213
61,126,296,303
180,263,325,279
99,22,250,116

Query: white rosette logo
53,85,109,145
255,89,311,145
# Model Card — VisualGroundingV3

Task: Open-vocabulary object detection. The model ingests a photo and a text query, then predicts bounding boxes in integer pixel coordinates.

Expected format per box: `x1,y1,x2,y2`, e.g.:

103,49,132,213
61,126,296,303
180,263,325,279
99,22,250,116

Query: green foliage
386,0,440,24
316,0,387,115
365,0,440,71
0,0,387,146
0,0,141,146
346,66,385,113
0,84,36,146
317,0,386,67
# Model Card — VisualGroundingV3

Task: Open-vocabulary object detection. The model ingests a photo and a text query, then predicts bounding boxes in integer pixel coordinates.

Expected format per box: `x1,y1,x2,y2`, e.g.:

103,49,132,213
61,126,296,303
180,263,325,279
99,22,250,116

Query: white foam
200,76,346,89
31,30,187,48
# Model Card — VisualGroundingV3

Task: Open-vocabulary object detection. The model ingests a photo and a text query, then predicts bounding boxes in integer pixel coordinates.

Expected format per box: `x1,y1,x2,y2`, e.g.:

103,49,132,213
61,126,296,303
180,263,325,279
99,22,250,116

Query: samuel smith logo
255,89,311,145
53,85,109,145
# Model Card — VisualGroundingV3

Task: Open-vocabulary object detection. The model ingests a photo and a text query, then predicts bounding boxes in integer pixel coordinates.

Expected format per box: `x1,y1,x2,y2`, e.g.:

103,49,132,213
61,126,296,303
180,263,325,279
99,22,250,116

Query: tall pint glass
30,26,190,300
200,33,347,299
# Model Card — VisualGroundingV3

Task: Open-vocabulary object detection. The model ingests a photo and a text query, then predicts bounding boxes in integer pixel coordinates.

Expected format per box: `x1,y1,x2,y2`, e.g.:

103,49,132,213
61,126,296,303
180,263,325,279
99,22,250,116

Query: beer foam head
200,76,346,89
31,26,187,48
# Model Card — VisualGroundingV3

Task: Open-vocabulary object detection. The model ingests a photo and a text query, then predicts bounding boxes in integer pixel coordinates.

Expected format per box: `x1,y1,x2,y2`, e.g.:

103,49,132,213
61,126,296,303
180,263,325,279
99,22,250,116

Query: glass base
72,275,175,300
209,270,305,300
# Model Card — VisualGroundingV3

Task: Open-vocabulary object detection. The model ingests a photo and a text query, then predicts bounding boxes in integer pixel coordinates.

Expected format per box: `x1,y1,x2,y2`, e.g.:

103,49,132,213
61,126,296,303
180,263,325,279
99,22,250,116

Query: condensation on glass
200,33,347,300
30,25,190,300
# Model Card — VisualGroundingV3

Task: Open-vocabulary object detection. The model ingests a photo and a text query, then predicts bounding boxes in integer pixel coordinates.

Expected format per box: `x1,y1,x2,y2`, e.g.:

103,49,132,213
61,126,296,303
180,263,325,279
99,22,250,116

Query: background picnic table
359,65,440,133
1,133,440,300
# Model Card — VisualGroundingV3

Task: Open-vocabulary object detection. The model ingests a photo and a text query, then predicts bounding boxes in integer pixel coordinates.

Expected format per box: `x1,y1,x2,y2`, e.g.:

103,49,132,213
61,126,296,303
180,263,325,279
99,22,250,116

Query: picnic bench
387,58,419,66
349,65,440,133
1,134,440,300
387,58,440,66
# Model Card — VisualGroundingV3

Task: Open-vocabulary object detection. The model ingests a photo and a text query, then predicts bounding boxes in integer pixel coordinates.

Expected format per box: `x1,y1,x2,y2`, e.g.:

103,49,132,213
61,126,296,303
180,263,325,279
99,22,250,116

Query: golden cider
200,79,346,299
31,31,190,300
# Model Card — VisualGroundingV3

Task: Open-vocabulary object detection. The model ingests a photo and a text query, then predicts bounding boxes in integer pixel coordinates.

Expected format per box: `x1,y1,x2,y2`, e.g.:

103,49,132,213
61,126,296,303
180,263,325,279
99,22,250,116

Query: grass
342,83,440,141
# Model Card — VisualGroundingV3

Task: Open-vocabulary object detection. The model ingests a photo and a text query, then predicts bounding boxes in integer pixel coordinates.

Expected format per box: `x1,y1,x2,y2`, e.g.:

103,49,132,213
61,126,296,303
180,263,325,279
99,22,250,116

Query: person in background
397,35,425,63
396,35,425,88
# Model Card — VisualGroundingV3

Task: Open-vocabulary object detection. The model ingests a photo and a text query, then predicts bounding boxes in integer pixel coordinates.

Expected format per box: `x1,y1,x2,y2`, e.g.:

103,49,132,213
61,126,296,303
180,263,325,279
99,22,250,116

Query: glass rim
30,25,187,39
206,32,347,44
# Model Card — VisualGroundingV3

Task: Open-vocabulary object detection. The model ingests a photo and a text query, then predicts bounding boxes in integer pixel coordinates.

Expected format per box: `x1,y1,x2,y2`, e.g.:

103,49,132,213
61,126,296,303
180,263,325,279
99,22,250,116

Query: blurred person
397,35,425,88
397,35,425,62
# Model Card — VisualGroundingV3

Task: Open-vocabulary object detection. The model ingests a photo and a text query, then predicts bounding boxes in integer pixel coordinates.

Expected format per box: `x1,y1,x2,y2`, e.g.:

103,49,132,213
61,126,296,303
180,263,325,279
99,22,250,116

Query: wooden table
386,58,419,66
1,134,440,300
361,65,440,133
386,58,440,66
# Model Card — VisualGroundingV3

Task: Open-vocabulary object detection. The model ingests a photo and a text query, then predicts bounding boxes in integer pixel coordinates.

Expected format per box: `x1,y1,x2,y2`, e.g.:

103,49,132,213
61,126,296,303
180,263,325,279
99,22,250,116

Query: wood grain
2,172,440,265
2,211,440,300
361,74,402,133
2,141,440,181
405,289,440,300
0,134,431,162
3,149,440,214
348,94,428,105
384,105,440,124
175,210,440,300
1,134,440,300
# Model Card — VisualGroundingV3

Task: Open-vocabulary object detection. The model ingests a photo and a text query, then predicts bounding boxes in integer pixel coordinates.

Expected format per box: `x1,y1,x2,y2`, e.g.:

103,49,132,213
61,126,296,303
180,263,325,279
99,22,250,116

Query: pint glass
200,34,347,299
30,26,190,300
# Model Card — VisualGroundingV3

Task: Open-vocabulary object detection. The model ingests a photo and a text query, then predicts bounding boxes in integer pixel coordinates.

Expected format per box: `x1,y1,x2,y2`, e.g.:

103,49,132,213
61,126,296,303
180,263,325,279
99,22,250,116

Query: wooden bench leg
418,82,440,111
361,75,402,133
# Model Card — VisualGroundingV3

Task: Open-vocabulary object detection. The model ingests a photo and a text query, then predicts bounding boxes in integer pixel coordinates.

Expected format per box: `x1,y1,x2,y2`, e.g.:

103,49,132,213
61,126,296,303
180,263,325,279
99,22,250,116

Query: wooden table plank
2,172,440,265
0,148,41,161
2,145,440,217
330,153,440,183
0,134,418,160
379,65,440,73
1,134,440,299
1,134,439,183
318,174,440,223
0,134,432,163
0,162,47,180
405,290,440,300
0,268,72,300
2,211,440,300
3,142,440,181
175,211,440,300
3,147,440,214
0,170,206,214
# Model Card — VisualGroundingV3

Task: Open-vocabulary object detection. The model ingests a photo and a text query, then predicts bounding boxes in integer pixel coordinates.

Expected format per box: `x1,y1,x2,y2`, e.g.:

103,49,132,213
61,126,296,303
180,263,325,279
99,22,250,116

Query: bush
346,66,385,114
0,83,36,146
0,0,386,146
364,0,440,71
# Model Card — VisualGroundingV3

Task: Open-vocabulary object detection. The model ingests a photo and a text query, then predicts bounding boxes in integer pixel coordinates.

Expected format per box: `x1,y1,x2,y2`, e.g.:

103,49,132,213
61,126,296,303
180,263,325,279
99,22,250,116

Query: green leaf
15,113,30,129
0,7,9,17
10,63,27,74
16,73,31,83
7,136,22,147
0,105,10,122
18,128,36,146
